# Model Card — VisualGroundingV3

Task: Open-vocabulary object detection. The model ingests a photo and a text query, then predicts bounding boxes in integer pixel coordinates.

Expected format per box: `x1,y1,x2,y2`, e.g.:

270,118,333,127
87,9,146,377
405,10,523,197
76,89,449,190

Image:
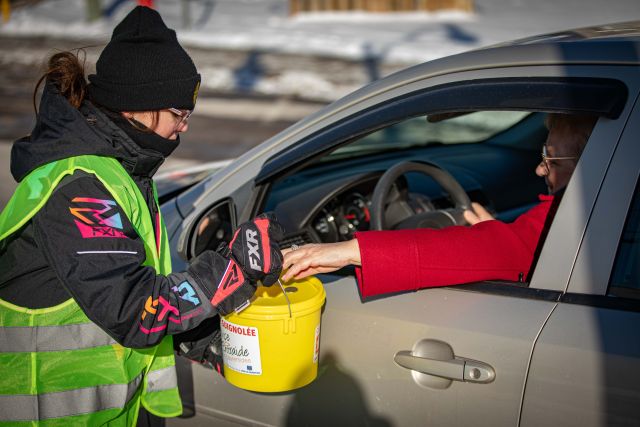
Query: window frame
608,177,640,300
452,85,640,304
257,73,635,297
561,89,640,305
256,77,627,185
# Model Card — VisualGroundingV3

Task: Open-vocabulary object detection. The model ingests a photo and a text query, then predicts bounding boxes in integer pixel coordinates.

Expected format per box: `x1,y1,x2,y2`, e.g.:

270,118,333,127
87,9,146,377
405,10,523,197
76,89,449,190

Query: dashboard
310,183,373,243
308,177,445,242
190,140,545,255
271,172,381,245
271,168,461,246
265,137,547,248
186,111,551,262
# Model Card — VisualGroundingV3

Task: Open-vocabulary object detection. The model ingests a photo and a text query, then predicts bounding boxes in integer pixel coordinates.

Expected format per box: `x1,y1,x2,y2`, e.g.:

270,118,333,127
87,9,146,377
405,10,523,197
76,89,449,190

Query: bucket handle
277,279,293,318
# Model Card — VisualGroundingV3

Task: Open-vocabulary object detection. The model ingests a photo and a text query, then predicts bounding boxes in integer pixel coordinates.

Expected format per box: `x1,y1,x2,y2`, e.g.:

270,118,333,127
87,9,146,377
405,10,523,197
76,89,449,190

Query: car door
520,94,640,427
167,67,636,427
168,278,558,427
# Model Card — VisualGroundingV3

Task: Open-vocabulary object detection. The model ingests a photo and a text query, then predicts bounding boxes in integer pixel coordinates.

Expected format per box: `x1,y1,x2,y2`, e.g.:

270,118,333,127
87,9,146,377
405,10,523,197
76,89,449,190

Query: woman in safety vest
0,6,283,426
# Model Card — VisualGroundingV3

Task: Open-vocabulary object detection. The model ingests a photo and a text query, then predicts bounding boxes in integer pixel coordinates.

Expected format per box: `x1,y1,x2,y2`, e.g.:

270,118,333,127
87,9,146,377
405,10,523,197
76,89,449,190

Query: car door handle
394,350,495,384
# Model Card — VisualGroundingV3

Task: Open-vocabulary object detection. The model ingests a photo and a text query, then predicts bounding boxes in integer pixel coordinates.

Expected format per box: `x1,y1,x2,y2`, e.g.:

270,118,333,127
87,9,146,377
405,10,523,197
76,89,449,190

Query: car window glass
608,179,640,299
324,111,530,161
192,201,234,256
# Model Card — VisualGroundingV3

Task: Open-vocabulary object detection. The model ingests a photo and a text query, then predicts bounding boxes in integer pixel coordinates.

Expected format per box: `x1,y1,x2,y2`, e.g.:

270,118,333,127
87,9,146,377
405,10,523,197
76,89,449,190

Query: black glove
187,249,257,316
174,317,224,376
228,213,284,286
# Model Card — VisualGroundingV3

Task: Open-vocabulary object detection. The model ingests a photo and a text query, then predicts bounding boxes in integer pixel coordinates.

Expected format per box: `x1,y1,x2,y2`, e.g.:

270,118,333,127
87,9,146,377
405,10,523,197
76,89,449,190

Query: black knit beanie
87,6,201,112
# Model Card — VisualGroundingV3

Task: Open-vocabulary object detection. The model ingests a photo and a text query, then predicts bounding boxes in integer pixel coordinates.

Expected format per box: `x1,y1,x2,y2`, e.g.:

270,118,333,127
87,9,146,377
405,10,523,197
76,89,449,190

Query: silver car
164,21,640,427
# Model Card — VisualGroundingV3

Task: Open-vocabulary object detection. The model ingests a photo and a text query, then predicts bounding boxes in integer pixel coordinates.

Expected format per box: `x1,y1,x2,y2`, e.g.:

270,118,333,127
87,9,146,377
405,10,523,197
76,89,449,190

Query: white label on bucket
220,318,262,376
313,324,320,363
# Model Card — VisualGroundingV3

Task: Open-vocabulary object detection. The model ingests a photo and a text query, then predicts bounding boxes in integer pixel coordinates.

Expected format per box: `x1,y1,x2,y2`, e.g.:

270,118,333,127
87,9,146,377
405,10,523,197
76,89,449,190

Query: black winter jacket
0,83,224,349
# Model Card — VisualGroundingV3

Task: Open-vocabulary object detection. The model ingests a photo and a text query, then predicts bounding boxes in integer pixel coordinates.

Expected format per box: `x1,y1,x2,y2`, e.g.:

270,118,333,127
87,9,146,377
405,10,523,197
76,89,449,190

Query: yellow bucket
221,276,326,392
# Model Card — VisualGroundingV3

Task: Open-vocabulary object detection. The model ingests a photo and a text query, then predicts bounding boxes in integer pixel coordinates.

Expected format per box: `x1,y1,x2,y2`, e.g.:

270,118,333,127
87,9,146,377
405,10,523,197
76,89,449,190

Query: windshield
325,111,530,160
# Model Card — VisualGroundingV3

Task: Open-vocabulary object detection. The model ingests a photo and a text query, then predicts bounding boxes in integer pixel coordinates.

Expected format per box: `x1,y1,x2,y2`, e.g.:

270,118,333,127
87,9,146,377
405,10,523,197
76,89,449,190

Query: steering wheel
370,161,472,230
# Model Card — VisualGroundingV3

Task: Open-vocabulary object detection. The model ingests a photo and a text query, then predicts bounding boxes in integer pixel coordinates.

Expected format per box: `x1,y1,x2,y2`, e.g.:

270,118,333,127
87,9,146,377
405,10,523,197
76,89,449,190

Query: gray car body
163,21,640,427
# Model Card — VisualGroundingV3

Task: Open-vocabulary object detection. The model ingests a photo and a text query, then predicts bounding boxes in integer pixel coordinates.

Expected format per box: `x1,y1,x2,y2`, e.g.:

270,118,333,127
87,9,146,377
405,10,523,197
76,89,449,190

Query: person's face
535,123,580,194
126,109,191,140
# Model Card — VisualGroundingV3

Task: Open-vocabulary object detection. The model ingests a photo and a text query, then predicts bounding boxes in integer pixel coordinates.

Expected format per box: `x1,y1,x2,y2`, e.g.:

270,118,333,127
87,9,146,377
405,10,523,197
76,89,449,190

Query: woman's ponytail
33,50,87,114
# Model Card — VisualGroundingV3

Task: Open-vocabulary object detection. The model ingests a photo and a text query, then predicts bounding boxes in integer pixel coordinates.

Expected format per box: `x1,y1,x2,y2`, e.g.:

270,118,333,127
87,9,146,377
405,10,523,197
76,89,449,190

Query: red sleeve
354,195,553,298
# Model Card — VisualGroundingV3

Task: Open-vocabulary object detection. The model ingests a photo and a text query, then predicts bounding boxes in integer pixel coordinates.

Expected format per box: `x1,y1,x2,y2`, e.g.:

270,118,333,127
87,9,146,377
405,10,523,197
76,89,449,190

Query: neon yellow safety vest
0,155,182,426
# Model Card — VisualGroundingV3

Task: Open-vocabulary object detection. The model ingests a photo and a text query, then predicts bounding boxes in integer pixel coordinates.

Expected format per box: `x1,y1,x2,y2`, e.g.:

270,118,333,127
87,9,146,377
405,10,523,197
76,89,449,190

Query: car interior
187,76,628,285
192,110,557,276
265,110,546,246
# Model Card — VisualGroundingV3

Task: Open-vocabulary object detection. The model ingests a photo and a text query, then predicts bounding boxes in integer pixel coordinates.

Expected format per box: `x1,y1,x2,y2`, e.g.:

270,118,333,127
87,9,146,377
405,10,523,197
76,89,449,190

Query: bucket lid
239,276,326,319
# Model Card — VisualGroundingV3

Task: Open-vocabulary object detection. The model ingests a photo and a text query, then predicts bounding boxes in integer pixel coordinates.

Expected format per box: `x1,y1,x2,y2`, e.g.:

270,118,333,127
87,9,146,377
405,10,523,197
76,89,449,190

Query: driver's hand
282,240,361,282
463,202,494,225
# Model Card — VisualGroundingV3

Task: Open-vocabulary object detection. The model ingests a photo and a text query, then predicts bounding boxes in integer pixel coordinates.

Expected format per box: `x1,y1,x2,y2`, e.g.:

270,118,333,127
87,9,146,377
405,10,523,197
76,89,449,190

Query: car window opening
257,110,603,289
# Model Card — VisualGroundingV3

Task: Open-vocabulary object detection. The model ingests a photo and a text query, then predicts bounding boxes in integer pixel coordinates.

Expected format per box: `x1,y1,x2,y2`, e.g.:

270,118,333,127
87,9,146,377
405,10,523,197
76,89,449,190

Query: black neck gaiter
110,113,180,158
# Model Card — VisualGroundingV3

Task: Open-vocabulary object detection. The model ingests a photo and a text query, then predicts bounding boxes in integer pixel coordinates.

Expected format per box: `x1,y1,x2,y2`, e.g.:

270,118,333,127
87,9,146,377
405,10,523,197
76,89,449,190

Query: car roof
493,20,640,47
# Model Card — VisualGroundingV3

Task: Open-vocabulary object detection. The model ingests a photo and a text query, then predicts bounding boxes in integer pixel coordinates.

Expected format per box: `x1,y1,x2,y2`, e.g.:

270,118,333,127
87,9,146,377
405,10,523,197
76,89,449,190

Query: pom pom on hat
88,6,200,111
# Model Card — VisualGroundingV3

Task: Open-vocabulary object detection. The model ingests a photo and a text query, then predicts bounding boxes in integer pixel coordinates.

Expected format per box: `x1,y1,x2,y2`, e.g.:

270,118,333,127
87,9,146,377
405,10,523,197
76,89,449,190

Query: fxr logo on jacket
139,281,206,335
139,295,180,334
69,197,127,238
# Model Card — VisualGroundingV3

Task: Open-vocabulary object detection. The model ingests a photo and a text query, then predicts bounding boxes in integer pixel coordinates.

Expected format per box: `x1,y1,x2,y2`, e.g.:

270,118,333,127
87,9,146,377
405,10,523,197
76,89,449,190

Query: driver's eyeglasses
540,145,577,173
167,108,193,129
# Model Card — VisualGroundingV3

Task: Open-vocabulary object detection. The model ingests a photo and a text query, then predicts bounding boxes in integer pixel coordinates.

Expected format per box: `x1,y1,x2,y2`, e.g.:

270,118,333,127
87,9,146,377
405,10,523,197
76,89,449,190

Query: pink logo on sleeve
69,197,127,239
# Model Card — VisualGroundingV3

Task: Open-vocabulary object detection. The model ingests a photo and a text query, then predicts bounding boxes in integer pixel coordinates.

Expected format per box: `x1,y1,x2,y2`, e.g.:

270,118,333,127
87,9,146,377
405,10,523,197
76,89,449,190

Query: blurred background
1,0,638,206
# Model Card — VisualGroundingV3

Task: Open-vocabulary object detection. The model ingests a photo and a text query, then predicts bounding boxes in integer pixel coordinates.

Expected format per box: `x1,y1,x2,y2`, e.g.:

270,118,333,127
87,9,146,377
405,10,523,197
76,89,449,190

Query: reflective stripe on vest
0,372,143,422
0,323,117,352
147,366,179,393
0,155,182,424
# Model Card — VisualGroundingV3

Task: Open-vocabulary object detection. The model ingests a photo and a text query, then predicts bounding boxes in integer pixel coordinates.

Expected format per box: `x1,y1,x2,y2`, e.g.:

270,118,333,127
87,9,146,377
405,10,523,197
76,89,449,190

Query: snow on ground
3,0,638,64
1,0,638,101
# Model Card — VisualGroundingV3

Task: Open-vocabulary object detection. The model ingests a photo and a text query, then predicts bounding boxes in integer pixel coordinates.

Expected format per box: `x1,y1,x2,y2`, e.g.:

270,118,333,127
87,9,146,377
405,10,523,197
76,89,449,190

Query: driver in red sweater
282,113,597,298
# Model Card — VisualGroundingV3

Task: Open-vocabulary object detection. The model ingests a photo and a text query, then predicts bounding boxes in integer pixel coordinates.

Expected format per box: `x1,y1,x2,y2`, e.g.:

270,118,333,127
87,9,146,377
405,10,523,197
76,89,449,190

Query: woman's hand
463,202,494,225
281,240,361,282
